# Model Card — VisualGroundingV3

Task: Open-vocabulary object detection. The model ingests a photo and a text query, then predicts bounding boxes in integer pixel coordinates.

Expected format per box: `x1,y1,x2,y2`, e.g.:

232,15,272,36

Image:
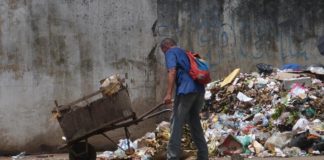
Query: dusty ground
2,154,324,160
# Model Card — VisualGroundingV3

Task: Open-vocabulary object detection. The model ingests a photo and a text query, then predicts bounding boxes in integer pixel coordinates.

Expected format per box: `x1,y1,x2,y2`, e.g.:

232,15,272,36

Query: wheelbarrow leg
124,127,135,155
124,127,130,149
101,133,127,152
68,139,96,160
101,128,134,155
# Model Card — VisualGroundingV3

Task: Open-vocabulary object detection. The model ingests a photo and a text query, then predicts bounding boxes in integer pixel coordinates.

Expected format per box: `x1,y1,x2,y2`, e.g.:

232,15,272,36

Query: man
160,38,208,160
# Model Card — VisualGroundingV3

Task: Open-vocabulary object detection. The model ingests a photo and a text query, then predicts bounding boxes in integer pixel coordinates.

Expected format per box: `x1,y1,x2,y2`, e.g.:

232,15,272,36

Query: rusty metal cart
53,86,170,160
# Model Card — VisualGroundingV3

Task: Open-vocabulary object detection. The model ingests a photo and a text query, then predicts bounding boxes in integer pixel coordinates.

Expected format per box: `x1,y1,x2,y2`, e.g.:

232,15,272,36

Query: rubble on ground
98,65,324,160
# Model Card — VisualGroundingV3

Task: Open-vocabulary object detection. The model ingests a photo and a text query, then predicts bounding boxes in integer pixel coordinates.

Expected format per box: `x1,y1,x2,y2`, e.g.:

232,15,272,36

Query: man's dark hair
160,38,177,48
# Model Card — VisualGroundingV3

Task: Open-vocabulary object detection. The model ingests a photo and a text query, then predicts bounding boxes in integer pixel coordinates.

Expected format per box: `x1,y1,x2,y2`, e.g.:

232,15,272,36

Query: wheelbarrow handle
137,100,173,120
141,109,172,120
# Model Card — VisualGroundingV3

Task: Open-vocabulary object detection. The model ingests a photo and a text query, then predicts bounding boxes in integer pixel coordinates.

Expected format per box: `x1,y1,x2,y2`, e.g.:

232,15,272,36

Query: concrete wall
0,0,157,154
155,0,324,102
1,0,324,154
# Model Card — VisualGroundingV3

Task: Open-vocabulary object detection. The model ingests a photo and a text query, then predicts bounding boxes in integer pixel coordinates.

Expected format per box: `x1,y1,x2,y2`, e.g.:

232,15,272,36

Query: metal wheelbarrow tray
53,87,170,160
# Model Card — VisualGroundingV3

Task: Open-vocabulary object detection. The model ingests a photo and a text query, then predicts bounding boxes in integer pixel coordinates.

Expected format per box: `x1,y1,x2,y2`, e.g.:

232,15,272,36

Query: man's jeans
167,92,208,160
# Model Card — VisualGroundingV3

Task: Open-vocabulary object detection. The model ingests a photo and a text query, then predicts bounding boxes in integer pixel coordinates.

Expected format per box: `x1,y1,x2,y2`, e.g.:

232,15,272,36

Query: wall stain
77,32,94,95
0,16,3,57
111,58,147,71
147,44,157,67
48,35,68,74
0,128,10,154
47,1,75,103
0,62,23,80
8,0,18,10
152,20,158,36
32,37,48,68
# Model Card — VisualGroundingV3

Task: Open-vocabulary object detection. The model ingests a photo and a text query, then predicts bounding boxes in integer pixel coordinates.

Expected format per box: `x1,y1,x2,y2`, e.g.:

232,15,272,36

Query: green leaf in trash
286,111,299,125
222,106,229,114
272,104,286,120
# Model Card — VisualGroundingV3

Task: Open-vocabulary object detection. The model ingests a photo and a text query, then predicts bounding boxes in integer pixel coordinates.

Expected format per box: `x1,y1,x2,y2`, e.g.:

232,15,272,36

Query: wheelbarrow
52,86,171,160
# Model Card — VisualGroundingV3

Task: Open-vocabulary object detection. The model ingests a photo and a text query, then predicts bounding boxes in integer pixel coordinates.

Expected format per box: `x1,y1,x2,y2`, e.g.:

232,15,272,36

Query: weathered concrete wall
0,0,157,154
155,0,324,102
1,0,324,154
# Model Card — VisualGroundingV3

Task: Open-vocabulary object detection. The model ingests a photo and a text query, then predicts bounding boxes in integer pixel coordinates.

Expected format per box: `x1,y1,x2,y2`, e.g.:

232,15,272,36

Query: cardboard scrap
220,68,240,87
275,72,301,81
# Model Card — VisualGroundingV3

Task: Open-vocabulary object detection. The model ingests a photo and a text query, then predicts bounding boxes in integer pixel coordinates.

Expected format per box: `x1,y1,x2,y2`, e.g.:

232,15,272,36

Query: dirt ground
2,154,324,160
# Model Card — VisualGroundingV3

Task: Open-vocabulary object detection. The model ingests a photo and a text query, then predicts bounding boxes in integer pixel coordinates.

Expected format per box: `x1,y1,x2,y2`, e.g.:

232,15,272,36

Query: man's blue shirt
165,47,205,95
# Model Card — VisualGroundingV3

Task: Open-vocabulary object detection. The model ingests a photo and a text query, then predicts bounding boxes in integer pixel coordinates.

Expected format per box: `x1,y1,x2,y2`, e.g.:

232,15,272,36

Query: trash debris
281,64,303,72
307,65,324,75
283,77,312,90
220,68,240,87
256,63,273,75
274,147,286,157
237,92,253,102
292,118,309,133
275,72,301,81
218,134,243,156
252,140,265,155
100,74,123,96
283,147,302,157
97,67,324,159
97,151,115,160
12,152,26,160
289,130,321,151
236,135,253,154
265,132,293,150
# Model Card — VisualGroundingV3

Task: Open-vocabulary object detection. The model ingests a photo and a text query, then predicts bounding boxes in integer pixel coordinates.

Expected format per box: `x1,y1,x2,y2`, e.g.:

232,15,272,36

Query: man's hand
164,94,173,109
164,94,172,105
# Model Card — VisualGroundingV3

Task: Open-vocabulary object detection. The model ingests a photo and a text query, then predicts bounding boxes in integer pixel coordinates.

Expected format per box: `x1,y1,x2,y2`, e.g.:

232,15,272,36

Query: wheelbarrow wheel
69,142,96,160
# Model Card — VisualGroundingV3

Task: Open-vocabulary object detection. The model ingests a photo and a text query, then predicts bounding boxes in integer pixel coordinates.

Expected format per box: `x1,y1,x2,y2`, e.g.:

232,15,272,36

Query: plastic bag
237,92,253,102
265,132,293,149
292,118,309,133
11,152,25,160
256,63,273,75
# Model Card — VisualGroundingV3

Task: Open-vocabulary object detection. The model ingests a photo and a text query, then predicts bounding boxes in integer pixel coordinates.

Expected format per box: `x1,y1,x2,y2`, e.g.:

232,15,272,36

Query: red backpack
186,51,211,85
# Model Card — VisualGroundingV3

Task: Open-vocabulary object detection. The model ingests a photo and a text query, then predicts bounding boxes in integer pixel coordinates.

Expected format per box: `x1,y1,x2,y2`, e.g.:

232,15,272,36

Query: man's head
160,38,177,53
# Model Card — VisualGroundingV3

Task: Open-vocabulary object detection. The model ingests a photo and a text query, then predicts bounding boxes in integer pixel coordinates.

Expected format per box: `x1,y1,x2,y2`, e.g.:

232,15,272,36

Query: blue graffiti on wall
157,17,310,67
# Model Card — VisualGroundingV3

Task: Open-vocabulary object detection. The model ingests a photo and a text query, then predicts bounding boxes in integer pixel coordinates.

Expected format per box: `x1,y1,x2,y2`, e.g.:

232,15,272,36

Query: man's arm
164,68,176,104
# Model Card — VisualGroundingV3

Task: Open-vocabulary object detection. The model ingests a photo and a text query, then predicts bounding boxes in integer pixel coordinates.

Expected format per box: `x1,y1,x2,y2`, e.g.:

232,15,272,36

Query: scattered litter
220,68,240,87
218,134,243,155
292,118,309,133
11,152,25,160
237,92,253,102
97,67,324,159
100,74,123,96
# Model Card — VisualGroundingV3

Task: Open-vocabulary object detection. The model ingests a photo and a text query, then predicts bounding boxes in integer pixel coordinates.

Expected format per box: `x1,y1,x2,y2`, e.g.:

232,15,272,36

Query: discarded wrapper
100,74,123,96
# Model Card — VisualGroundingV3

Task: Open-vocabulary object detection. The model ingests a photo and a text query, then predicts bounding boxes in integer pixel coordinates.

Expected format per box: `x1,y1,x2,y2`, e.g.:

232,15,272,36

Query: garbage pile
98,67,324,159
201,68,324,158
